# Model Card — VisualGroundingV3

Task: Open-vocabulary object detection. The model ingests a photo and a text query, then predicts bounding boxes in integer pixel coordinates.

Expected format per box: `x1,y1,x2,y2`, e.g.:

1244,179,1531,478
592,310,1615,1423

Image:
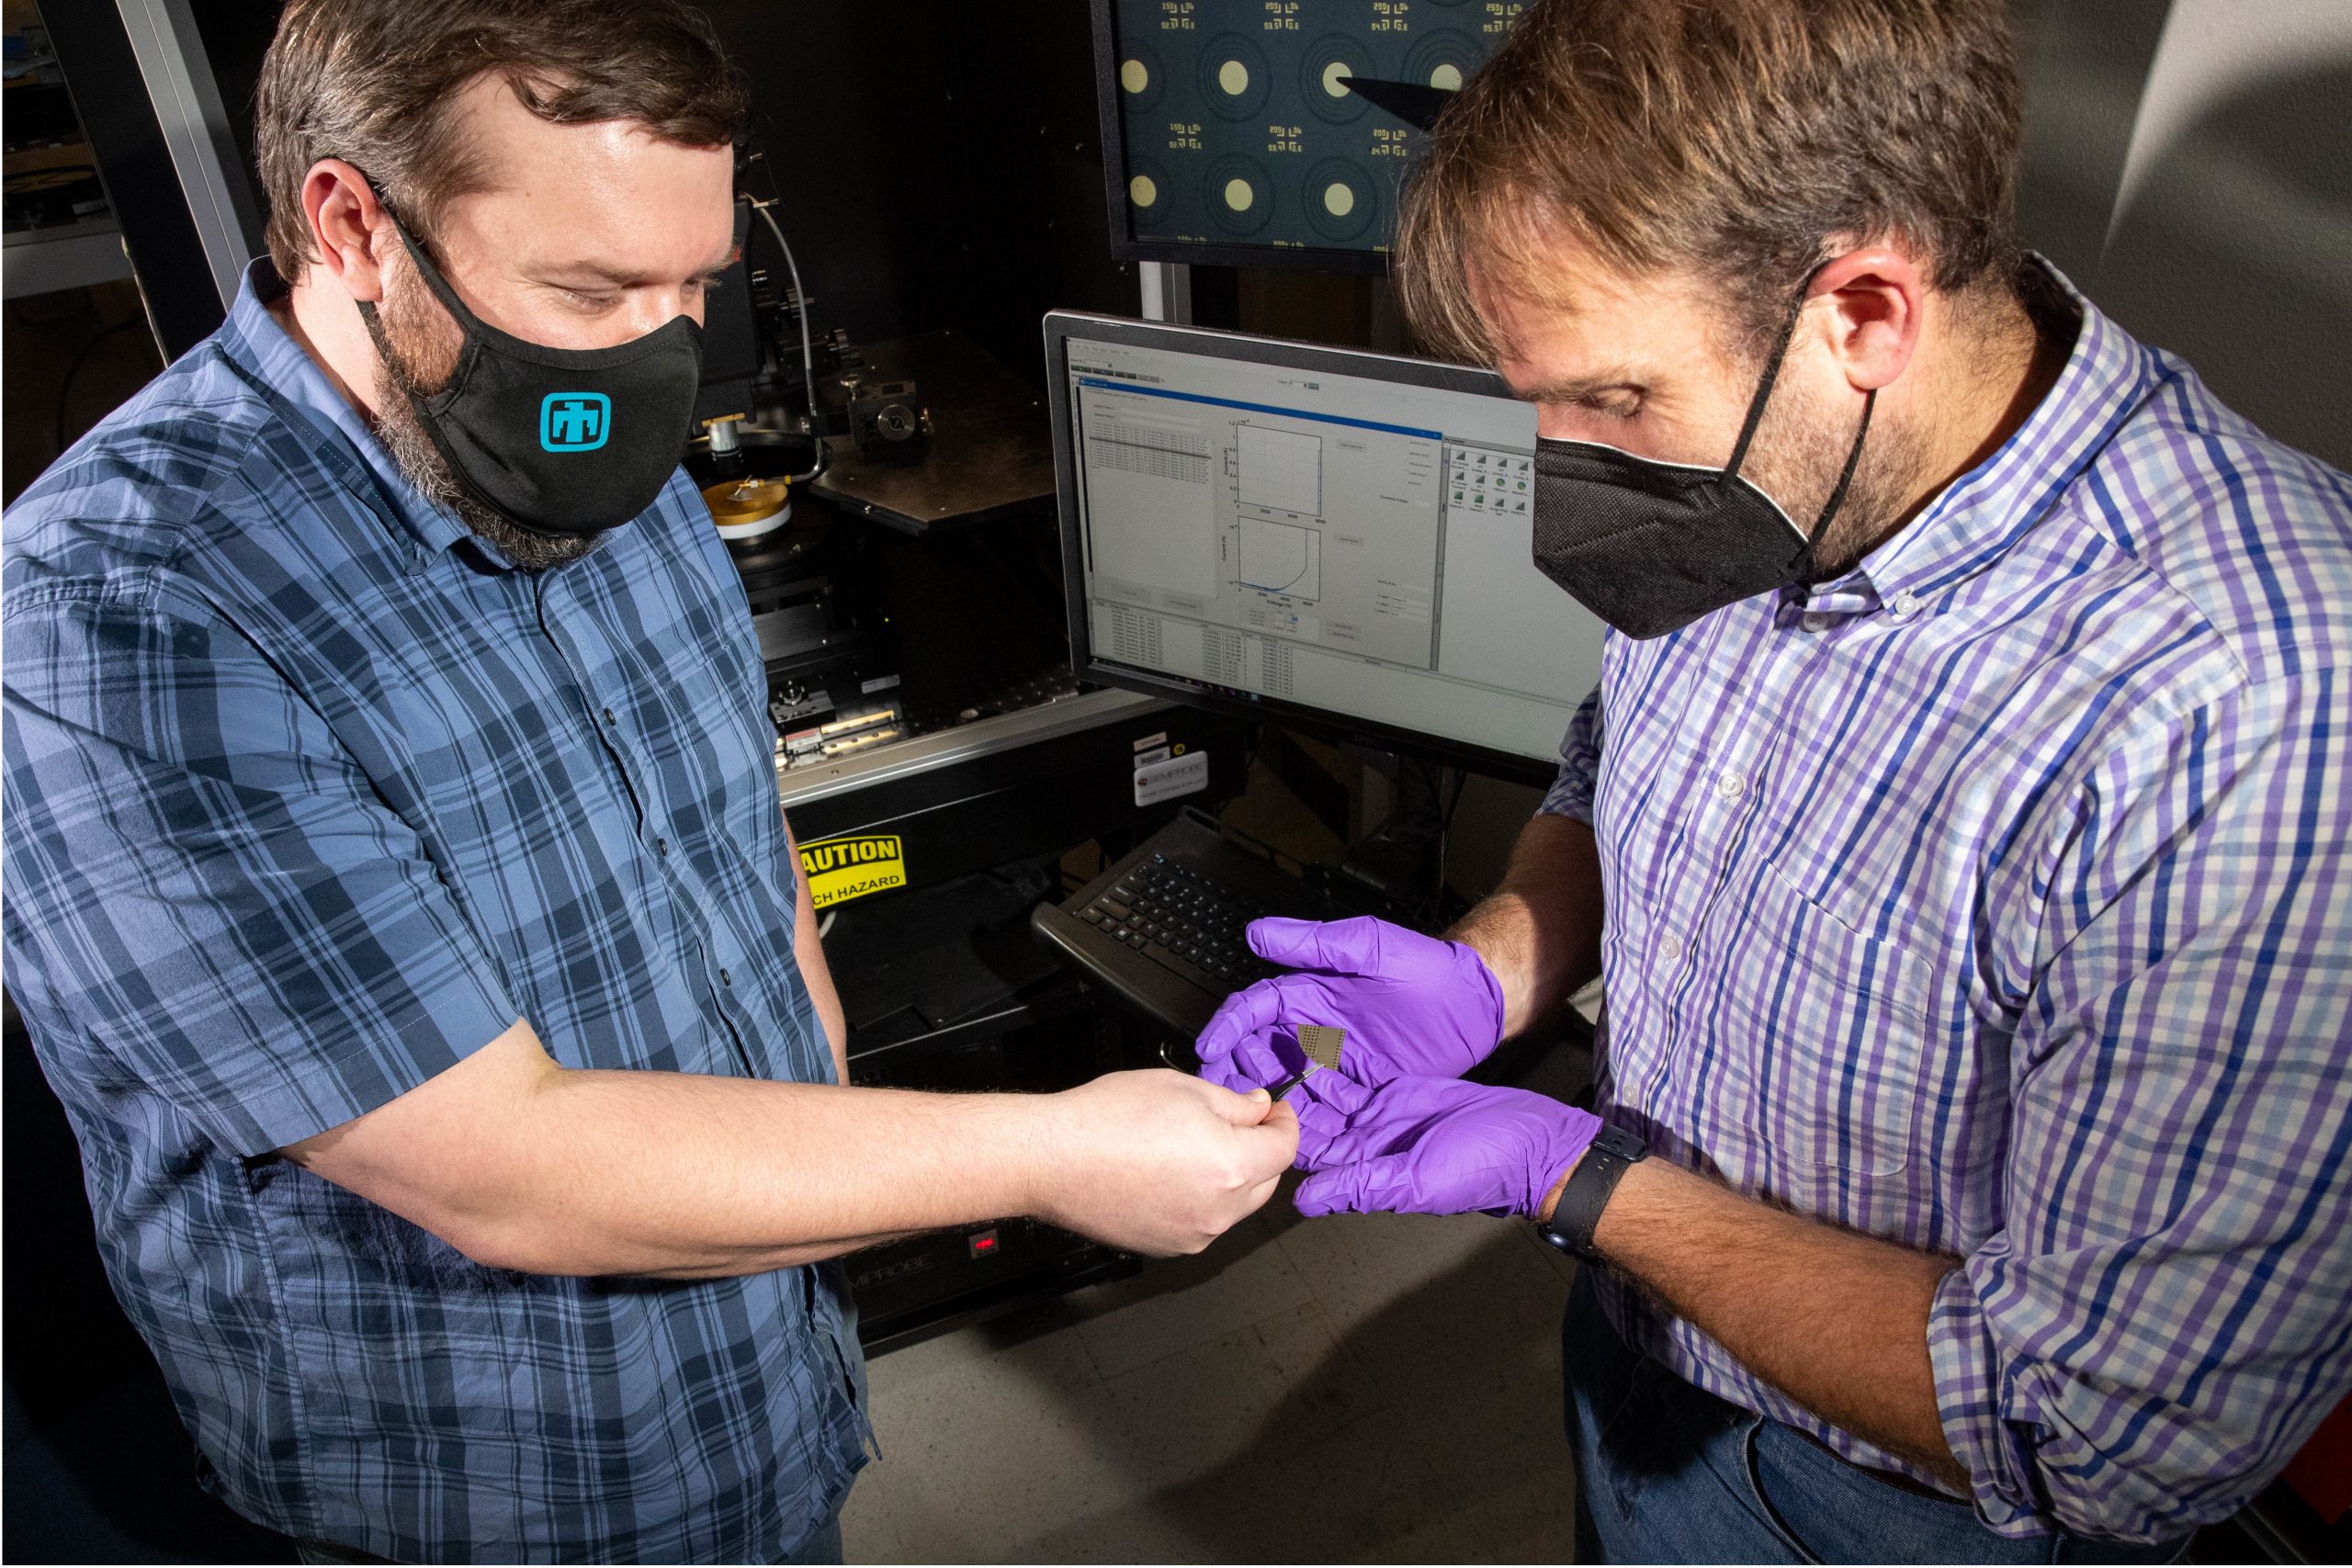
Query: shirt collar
1783,255,2165,625
217,256,473,558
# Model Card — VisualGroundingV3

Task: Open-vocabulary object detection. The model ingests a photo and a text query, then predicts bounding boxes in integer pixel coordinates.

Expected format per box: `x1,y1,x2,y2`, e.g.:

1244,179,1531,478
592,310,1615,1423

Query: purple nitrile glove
1192,916,1506,1097
1290,1073,1602,1221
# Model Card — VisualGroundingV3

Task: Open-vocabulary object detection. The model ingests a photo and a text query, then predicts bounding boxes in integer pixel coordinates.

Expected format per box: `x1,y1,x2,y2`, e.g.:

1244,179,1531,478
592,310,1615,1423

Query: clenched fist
1029,1069,1299,1256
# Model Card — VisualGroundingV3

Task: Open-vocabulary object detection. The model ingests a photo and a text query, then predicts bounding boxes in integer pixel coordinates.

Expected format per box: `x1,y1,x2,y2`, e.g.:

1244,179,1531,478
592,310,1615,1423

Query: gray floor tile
862,1296,1094,1399
848,1299,1424,1562
1061,1210,1318,1380
841,1320,1116,1562
1022,1304,1441,1563
1280,1213,1575,1500
1270,1206,1534,1333
1348,1459,1577,1564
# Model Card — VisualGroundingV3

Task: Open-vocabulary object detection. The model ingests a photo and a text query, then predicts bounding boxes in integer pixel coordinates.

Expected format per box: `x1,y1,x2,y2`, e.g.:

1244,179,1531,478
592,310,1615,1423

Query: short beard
365,258,606,571
1740,369,1929,584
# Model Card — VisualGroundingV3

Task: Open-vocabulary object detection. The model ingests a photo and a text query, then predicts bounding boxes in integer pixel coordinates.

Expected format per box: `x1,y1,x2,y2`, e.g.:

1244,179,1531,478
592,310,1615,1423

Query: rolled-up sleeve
2,586,519,1157
1928,674,2352,1543
1537,683,1603,822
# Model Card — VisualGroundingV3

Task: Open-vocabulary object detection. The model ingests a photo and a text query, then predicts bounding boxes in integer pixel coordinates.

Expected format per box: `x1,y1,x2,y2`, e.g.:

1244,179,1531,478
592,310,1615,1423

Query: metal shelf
3,215,132,299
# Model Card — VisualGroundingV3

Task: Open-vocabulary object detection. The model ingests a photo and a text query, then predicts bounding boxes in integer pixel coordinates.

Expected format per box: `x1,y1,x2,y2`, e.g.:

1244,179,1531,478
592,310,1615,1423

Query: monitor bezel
1044,309,1567,790
1089,0,1397,277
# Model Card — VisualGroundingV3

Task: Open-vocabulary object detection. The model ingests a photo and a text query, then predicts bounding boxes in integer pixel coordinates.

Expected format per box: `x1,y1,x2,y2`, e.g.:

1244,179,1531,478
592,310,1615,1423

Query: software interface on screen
1066,334,1601,766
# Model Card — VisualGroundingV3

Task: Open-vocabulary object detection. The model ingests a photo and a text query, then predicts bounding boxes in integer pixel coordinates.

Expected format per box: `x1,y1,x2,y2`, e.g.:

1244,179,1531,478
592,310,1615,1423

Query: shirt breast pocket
1718,857,1935,1188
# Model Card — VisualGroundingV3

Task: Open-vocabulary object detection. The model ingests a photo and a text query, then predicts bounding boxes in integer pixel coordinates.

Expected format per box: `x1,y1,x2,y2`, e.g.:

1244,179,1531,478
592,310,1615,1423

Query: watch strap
1540,1122,1646,1261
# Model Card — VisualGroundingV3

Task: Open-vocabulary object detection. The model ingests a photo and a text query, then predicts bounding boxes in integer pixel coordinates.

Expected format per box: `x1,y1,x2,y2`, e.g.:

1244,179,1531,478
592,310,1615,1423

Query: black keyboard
1031,809,1351,1041
1073,853,1284,990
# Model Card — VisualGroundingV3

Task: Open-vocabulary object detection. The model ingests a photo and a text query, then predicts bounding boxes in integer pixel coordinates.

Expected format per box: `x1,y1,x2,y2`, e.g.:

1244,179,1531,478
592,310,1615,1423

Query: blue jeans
1563,1272,2188,1564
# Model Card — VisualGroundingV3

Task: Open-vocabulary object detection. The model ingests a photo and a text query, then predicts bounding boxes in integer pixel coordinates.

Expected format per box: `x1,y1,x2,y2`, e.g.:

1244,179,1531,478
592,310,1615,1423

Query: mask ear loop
359,185,485,333
1719,278,1815,484
1809,387,1876,535
1720,263,1879,536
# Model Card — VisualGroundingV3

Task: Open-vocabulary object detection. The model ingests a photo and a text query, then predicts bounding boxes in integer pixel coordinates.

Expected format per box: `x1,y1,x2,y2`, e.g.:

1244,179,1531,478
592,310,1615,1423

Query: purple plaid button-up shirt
1541,264,2352,1544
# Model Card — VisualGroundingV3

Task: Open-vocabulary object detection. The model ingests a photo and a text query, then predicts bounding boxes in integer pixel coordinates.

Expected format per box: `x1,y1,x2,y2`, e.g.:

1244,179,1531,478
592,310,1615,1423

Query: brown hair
1395,0,2025,365
254,0,750,281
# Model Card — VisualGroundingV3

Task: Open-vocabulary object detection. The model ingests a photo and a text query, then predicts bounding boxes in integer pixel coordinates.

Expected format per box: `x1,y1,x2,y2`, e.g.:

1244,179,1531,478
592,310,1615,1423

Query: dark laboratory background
4,0,2346,1562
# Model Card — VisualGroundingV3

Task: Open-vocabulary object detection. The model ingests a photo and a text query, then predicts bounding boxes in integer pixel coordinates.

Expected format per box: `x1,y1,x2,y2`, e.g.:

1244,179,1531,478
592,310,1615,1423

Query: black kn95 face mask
1528,273,1874,640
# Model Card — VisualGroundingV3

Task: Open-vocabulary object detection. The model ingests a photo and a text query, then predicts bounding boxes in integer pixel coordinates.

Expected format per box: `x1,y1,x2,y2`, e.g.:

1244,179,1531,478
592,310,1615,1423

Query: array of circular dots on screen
1195,35,1272,120
1110,4,1523,254
1299,34,1374,125
1302,156,1375,242
1404,32,1481,98
1204,153,1275,234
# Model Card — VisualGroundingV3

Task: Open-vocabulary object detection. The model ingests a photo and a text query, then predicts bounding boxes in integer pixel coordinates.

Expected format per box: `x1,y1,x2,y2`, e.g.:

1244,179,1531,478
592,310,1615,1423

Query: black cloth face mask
356,205,704,539
1528,277,1875,640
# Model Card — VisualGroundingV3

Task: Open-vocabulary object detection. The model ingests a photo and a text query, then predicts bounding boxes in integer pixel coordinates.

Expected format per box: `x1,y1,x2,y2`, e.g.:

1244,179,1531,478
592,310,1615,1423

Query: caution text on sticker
797,833,908,909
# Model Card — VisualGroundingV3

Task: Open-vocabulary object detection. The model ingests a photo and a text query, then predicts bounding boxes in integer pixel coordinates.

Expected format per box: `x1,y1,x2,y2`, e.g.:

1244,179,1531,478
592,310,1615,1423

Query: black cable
737,142,827,482
52,318,141,454
1442,767,1469,831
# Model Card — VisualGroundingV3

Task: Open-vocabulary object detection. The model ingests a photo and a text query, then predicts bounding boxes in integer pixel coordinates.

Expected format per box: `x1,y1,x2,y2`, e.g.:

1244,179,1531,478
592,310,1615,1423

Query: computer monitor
1089,0,1509,275
1045,310,1604,787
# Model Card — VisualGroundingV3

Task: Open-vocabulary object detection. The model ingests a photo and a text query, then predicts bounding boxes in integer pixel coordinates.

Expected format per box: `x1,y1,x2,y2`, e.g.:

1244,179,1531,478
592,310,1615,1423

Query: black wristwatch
1538,1123,1647,1261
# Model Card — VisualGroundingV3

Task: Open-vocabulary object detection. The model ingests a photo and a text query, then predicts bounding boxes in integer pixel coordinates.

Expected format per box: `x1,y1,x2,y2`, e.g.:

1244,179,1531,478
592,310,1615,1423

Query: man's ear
1807,246,1924,393
300,158,395,304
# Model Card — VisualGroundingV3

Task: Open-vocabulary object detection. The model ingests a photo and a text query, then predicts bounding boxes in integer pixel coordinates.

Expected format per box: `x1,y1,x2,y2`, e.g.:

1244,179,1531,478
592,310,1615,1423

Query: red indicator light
968,1228,1000,1258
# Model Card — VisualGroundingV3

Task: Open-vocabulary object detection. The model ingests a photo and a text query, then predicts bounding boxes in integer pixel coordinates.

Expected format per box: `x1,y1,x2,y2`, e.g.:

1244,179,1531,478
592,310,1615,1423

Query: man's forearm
1449,813,1603,1036
295,1022,1049,1278
783,813,851,1086
1573,1156,1968,1490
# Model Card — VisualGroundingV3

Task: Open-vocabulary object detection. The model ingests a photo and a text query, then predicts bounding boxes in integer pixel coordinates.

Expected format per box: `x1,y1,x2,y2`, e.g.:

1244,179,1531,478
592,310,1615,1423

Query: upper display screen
1093,0,1525,272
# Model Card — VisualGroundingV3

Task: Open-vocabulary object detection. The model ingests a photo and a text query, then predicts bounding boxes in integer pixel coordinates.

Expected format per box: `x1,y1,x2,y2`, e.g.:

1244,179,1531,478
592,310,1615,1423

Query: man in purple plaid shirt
1195,0,2351,1560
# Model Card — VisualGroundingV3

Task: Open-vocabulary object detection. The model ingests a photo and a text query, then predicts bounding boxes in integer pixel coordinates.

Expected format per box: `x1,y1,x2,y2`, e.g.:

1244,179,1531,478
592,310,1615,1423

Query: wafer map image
1103,0,1525,259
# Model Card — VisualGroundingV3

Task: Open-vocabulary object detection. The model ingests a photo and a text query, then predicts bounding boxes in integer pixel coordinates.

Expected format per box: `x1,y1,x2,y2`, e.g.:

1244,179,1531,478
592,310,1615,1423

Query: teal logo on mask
540,393,611,452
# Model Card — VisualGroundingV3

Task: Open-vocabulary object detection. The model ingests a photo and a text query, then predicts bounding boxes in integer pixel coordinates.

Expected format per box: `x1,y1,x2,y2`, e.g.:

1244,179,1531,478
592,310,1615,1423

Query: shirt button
719,968,732,987
1801,613,1834,634
1657,931,1683,962
603,706,618,725
1716,769,1747,802
656,837,670,856
1889,591,1921,619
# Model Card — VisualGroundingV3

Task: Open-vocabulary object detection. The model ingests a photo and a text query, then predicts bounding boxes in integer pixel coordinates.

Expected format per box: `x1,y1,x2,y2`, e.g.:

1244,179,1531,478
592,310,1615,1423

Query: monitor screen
1046,312,1603,784
1090,0,1518,273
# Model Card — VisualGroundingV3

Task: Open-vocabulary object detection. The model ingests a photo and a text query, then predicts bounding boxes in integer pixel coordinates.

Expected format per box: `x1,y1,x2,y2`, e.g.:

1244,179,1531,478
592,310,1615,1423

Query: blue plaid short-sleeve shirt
3,262,869,1562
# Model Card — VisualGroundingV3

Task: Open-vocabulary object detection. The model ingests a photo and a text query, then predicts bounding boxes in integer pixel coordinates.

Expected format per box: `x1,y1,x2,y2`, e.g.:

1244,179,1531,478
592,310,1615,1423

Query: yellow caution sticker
797,832,908,908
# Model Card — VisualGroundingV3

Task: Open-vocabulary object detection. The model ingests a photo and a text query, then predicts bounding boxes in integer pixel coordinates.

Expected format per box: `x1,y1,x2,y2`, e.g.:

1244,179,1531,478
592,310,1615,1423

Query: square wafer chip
1296,1024,1347,1072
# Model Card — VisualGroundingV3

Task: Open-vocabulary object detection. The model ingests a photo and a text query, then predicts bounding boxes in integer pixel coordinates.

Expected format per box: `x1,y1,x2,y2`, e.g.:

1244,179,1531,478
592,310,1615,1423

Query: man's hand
1193,917,1506,1095
1032,1070,1299,1256
1289,1072,1600,1220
